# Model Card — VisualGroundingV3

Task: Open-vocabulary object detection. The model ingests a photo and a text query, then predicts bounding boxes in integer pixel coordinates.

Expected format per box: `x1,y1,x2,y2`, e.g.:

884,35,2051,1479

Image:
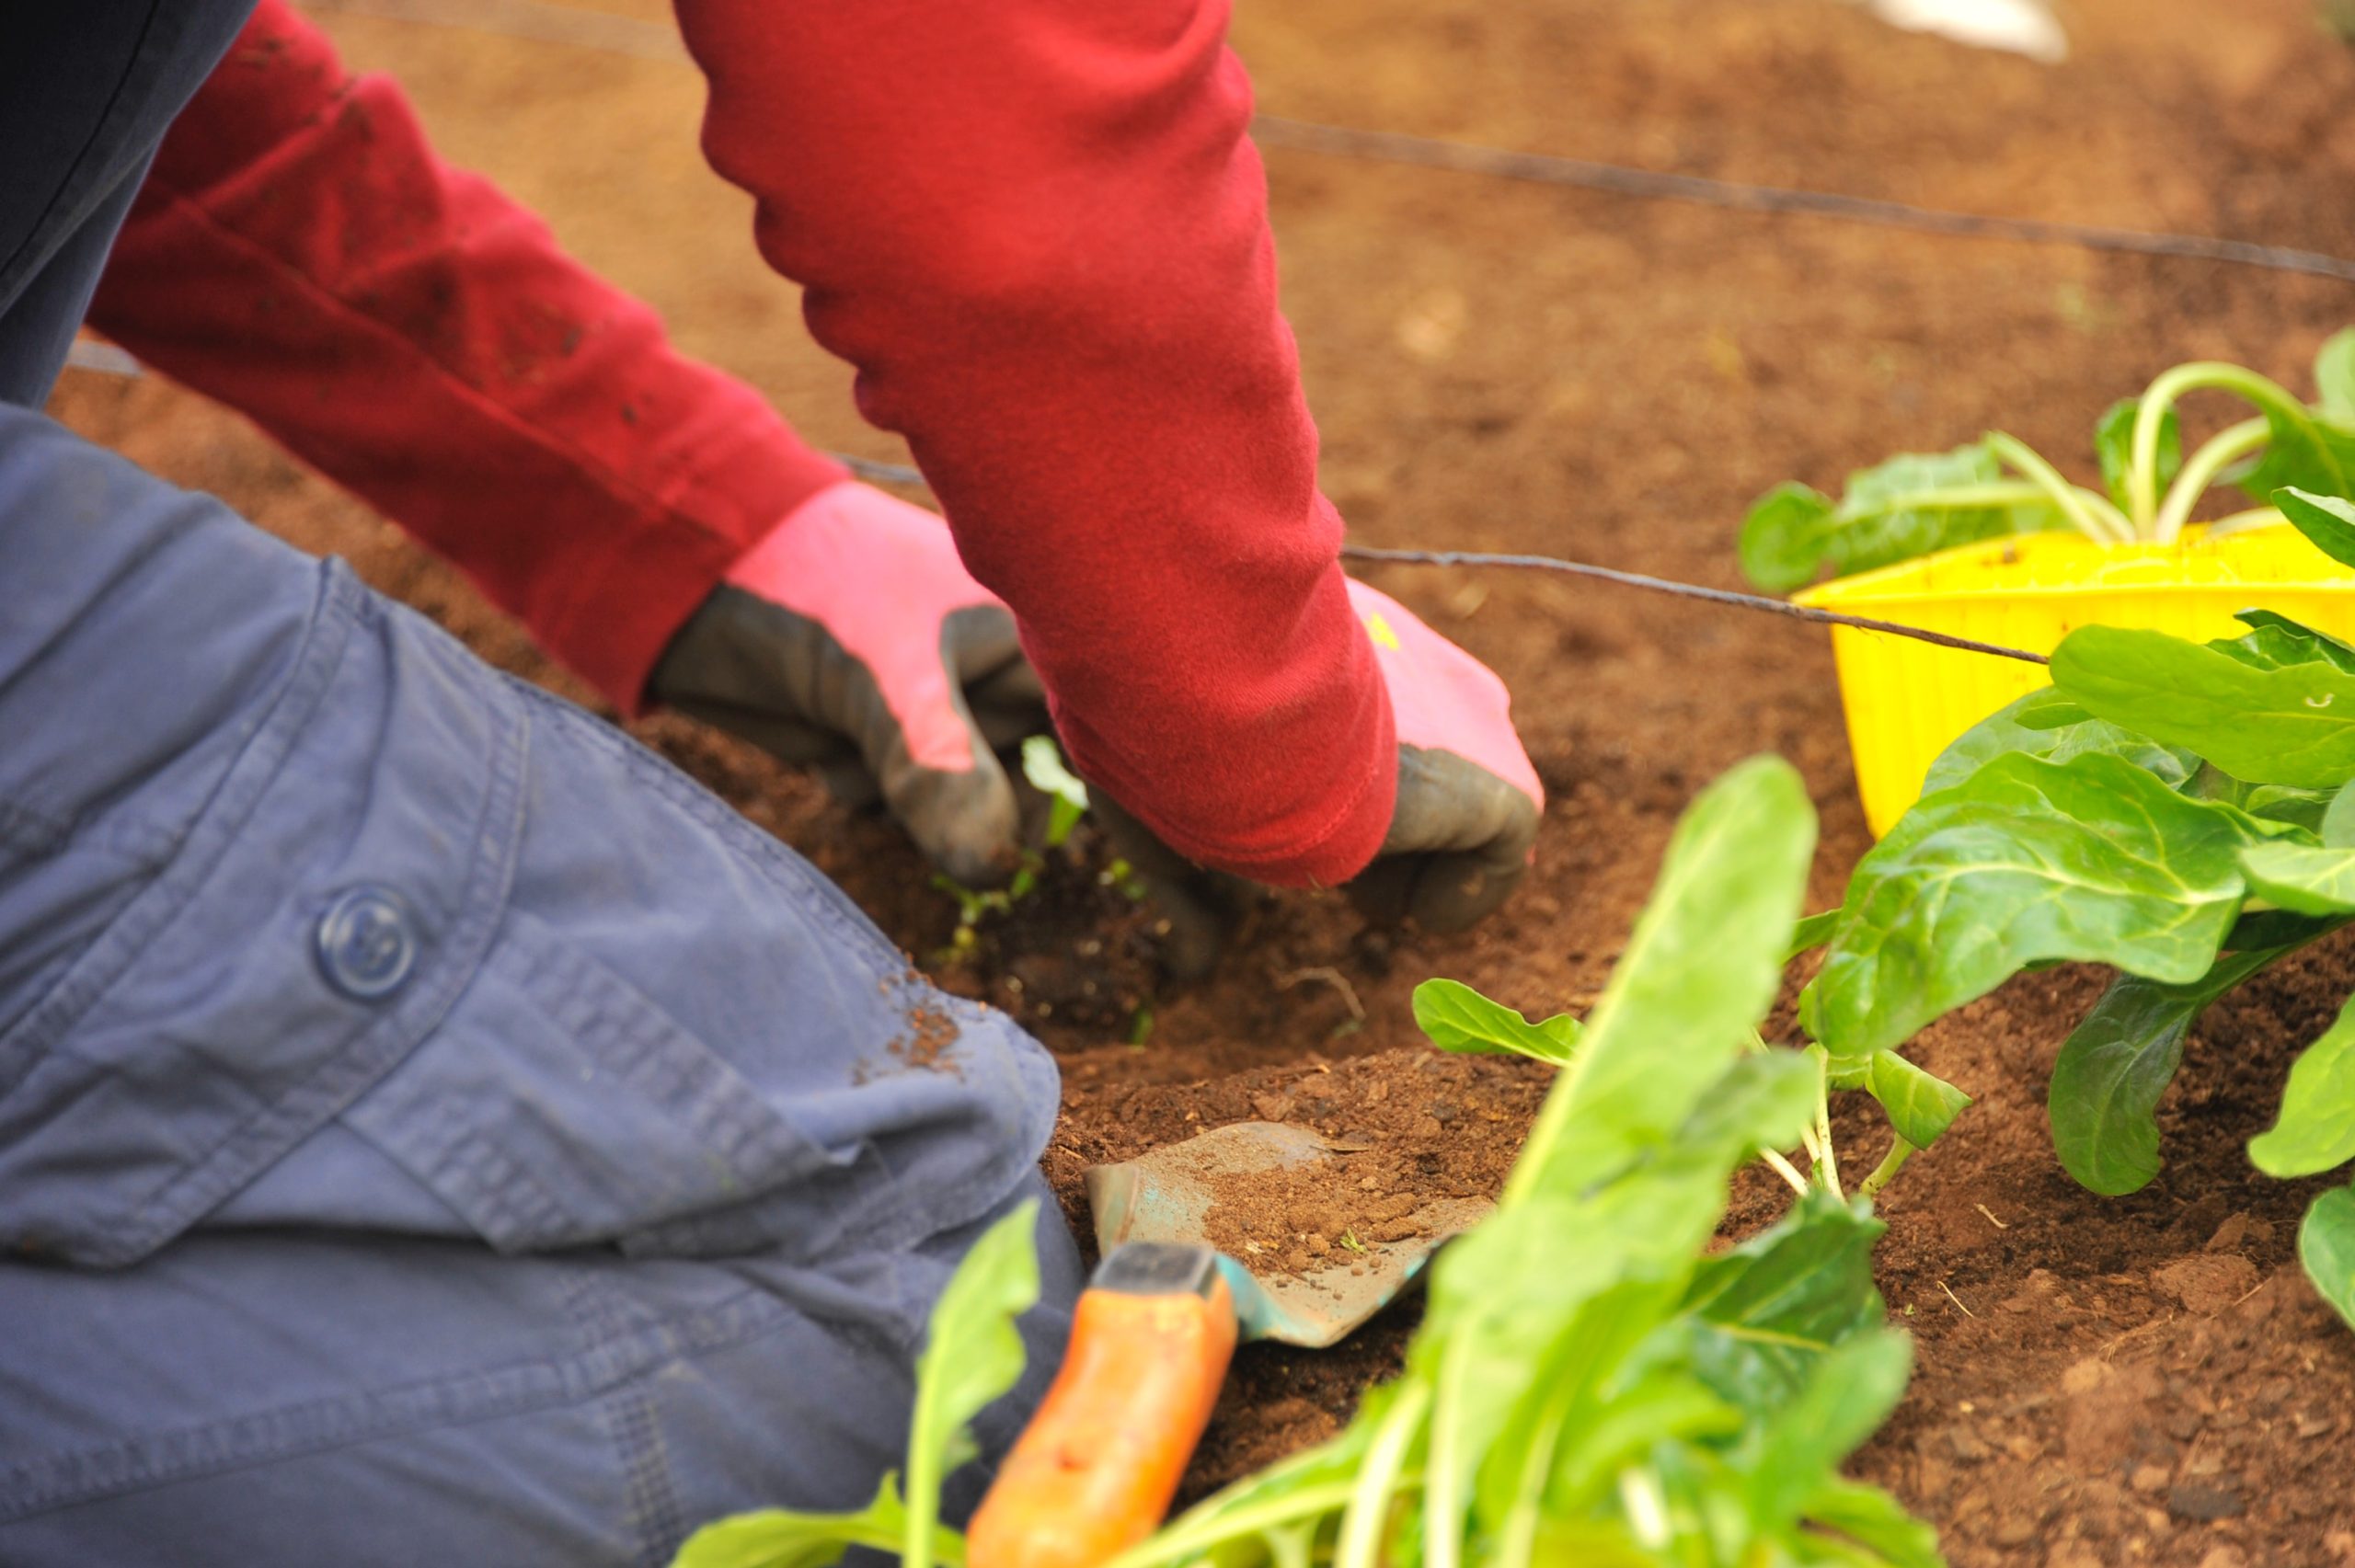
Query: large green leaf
903,1200,1040,1565
1436,1185,1719,1548
1745,1332,1914,1533
2301,1185,2355,1330
1543,1371,1740,1508
1684,1191,1886,1419
2241,841,2355,914
1431,761,1819,1561
2276,486,2355,572
1435,1055,1817,1540
2250,991,2355,1177
2210,608,2355,676
2048,950,2287,1196
1430,1051,1790,1545
2052,624,2355,789
2232,608,2355,665
2097,397,2180,513
1786,910,1843,963
1468,1275,1693,1546
670,1480,946,1568
1807,753,2274,1059
1413,978,1580,1065
1508,756,1818,1201
1866,1052,1971,1150
1675,1050,1825,1170
1799,1477,1947,1568
1737,445,2062,592
1920,687,2194,798
2243,785,2337,837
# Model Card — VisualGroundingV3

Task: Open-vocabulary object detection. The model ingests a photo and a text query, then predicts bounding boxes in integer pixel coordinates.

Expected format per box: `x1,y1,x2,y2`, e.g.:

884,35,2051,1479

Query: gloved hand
1102,578,1544,978
649,480,1044,884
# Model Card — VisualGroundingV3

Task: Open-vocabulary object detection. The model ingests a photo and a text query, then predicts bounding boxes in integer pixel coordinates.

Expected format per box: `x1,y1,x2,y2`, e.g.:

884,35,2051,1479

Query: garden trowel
965,1120,1491,1568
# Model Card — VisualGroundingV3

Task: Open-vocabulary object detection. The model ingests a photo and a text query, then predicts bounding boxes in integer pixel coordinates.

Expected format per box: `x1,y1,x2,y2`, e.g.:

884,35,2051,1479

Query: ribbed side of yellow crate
1795,527,2355,837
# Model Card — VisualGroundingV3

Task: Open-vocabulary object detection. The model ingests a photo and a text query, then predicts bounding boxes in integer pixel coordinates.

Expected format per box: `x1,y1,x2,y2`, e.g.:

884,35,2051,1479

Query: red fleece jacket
87,0,1395,887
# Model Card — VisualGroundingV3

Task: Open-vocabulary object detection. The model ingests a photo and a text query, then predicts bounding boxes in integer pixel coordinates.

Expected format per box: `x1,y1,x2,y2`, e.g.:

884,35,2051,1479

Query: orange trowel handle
967,1242,1239,1568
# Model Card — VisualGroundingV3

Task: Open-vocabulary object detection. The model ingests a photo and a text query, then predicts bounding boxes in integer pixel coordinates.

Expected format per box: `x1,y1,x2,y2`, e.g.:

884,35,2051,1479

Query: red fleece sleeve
85,0,844,711
675,0,1396,887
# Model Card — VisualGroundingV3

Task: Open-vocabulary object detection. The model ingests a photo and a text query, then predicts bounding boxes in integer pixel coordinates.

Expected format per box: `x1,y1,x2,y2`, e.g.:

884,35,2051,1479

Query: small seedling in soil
926,738,1157,1036
930,733,1126,960
1740,329,2355,589
1022,733,1090,854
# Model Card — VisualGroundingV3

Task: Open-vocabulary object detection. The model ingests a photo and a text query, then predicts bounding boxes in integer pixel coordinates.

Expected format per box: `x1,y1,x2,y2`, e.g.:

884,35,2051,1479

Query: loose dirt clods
889,1003,960,1073
1068,1050,1544,1282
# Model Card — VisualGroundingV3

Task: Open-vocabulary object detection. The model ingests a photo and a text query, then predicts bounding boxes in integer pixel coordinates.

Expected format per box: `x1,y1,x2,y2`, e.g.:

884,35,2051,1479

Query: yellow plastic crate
1795,524,2355,838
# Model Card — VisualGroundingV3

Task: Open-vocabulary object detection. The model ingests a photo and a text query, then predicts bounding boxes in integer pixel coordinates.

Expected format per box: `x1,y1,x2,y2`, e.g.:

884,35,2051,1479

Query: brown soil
1072,1048,1545,1273
45,0,2355,1561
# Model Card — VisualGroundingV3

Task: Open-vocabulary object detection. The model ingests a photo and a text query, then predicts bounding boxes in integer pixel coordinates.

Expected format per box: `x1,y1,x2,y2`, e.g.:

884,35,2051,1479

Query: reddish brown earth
47,0,2355,1561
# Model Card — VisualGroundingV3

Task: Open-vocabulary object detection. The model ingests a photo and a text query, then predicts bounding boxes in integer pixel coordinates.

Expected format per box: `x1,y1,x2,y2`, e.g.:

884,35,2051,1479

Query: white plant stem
2130,362,2308,533
2153,417,2269,543
1334,1381,1430,1568
1760,1146,1812,1197
1985,430,2131,544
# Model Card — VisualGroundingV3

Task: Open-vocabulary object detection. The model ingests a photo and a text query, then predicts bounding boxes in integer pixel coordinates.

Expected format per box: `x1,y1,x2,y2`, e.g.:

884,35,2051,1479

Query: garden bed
47,0,2355,1561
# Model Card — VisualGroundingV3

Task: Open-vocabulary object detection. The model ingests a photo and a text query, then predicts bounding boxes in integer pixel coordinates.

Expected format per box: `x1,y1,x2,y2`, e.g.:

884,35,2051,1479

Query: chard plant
1107,759,1936,1568
1740,330,2355,590
1797,486,2355,1329
671,759,1942,1567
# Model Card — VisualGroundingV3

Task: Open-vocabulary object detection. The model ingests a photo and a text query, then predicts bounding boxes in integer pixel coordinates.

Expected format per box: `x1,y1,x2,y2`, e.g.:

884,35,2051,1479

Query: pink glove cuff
1344,578,1544,812
725,481,1004,773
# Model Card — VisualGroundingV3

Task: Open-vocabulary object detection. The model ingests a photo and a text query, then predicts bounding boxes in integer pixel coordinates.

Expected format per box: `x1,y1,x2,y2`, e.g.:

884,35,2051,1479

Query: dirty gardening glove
1106,578,1545,979
649,480,1044,884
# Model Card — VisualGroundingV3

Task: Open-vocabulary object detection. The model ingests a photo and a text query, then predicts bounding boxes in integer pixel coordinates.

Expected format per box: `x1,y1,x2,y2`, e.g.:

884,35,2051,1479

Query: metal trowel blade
1083,1120,1491,1350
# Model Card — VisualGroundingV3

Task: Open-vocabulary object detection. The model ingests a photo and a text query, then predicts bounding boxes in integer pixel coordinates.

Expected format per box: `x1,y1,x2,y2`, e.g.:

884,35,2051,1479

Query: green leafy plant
671,1199,1040,1568
1414,944,1970,1204
1740,331,2355,590
1104,758,1938,1567
1411,977,1580,1065
675,761,1942,1567
1798,559,2355,1328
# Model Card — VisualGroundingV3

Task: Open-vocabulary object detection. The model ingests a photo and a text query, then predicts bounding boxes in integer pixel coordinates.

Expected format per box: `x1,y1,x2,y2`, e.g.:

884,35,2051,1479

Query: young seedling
1021,734,1090,855
931,733,1135,959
